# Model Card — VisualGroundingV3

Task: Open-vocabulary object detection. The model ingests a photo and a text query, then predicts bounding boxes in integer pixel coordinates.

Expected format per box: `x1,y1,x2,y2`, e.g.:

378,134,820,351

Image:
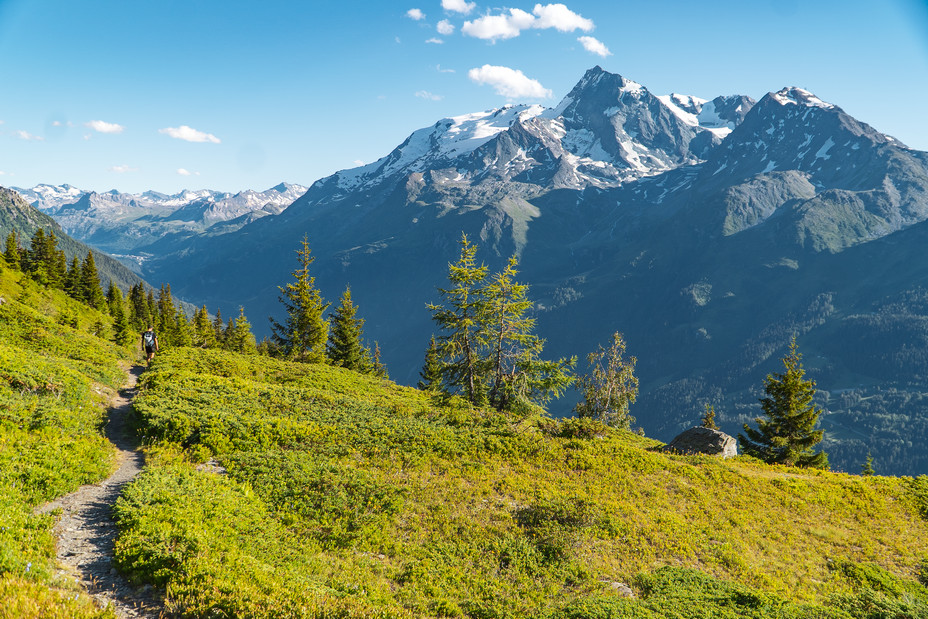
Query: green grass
119,346,928,618
0,264,129,617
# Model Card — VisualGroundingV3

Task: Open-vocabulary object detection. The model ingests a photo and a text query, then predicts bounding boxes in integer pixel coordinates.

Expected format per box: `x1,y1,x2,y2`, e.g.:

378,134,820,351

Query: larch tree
193,305,218,349
573,332,638,428
427,234,490,405
228,306,258,355
481,256,573,412
270,235,329,363
739,337,828,469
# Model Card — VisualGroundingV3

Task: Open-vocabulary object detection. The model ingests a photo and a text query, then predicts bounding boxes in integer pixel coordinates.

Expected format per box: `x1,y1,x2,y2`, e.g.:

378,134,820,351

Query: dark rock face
663,427,738,458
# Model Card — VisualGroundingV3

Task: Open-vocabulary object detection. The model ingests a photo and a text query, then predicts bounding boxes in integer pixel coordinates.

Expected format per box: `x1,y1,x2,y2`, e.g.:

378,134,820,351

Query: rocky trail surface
36,365,165,618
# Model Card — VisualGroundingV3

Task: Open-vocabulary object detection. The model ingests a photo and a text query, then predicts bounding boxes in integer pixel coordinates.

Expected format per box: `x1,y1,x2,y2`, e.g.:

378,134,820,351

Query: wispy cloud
462,3,594,41
407,8,425,20
436,64,456,73
14,130,44,141
415,90,444,101
426,37,444,44
177,168,200,176
159,125,221,143
437,19,455,35
85,120,125,134
109,164,138,173
442,0,475,14
468,65,552,99
578,35,611,57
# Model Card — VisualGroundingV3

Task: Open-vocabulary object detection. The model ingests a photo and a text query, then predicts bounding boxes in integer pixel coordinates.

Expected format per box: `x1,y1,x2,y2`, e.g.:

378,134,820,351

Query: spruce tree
193,305,218,348
427,234,489,405
739,337,828,469
3,232,19,270
326,286,373,372
156,284,180,346
269,236,329,363
228,307,257,354
212,308,227,348
64,256,82,299
573,332,638,428
80,251,106,310
861,453,876,476
418,336,443,391
370,342,388,379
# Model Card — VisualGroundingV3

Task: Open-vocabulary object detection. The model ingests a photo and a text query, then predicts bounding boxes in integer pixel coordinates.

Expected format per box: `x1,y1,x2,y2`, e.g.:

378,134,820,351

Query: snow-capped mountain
11,182,307,258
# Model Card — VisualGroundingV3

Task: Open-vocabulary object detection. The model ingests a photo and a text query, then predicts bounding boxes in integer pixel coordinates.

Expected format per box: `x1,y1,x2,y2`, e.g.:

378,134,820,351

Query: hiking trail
36,364,165,618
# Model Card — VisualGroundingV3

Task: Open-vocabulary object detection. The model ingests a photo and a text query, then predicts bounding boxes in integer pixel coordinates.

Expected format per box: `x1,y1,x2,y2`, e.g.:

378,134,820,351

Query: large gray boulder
663,427,737,458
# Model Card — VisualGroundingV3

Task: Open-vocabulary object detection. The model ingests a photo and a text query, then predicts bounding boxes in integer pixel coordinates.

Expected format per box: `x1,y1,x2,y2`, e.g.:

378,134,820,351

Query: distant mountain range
26,66,928,475
12,183,307,271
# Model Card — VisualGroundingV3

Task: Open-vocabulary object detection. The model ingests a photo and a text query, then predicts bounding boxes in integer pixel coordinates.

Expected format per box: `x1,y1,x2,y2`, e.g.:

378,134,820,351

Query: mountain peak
770,87,834,110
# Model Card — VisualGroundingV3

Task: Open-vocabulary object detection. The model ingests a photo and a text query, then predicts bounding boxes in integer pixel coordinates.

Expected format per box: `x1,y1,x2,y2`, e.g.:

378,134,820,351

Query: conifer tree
701,403,719,430
739,337,828,469
193,305,218,348
80,251,106,309
156,284,180,346
573,332,638,428
227,307,257,354
26,229,59,287
270,236,329,363
64,256,82,299
3,232,19,270
481,256,574,412
127,283,151,332
418,336,443,391
861,453,876,476
427,234,489,405
326,286,373,372
212,308,227,348
370,342,388,379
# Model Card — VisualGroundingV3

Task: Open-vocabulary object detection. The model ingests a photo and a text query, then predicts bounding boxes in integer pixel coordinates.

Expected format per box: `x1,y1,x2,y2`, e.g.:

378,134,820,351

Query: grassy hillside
120,347,928,618
0,263,132,618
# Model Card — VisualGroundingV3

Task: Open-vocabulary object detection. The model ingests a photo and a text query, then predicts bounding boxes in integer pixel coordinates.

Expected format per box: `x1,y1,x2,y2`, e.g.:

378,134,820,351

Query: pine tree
269,236,329,363
418,336,443,391
79,251,106,310
573,332,638,428
227,307,257,354
156,284,180,346
427,234,490,405
739,337,828,469
370,342,388,379
127,283,151,332
326,286,373,372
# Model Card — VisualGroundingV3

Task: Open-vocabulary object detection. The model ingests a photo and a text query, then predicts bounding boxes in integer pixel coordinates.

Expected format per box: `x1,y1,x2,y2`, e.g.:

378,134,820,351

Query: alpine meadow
3,2,928,614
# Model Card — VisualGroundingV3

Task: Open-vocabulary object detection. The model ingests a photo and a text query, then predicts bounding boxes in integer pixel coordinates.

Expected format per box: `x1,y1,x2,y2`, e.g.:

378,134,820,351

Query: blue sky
1,0,927,194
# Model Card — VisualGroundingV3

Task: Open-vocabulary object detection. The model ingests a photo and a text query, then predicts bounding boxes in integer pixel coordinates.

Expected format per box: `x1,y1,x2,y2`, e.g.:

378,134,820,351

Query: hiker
142,326,159,364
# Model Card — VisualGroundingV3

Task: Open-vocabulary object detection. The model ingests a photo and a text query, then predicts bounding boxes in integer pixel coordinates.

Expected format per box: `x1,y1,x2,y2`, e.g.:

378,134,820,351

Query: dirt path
36,365,165,618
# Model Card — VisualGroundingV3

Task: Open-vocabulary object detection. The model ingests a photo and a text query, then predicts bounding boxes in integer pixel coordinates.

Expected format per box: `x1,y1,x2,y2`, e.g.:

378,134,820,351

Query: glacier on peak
770,87,835,110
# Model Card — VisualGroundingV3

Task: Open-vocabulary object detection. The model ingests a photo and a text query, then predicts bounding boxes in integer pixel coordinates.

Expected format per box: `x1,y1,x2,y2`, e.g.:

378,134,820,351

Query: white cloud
442,0,475,14
159,125,221,143
436,64,456,73
407,8,425,20
426,37,444,44
177,168,200,176
353,159,365,166
462,3,595,41
437,19,455,35
14,130,43,141
468,64,552,99
462,8,535,41
578,35,611,57
109,164,138,173
532,3,593,32
85,120,125,134
415,90,444,101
